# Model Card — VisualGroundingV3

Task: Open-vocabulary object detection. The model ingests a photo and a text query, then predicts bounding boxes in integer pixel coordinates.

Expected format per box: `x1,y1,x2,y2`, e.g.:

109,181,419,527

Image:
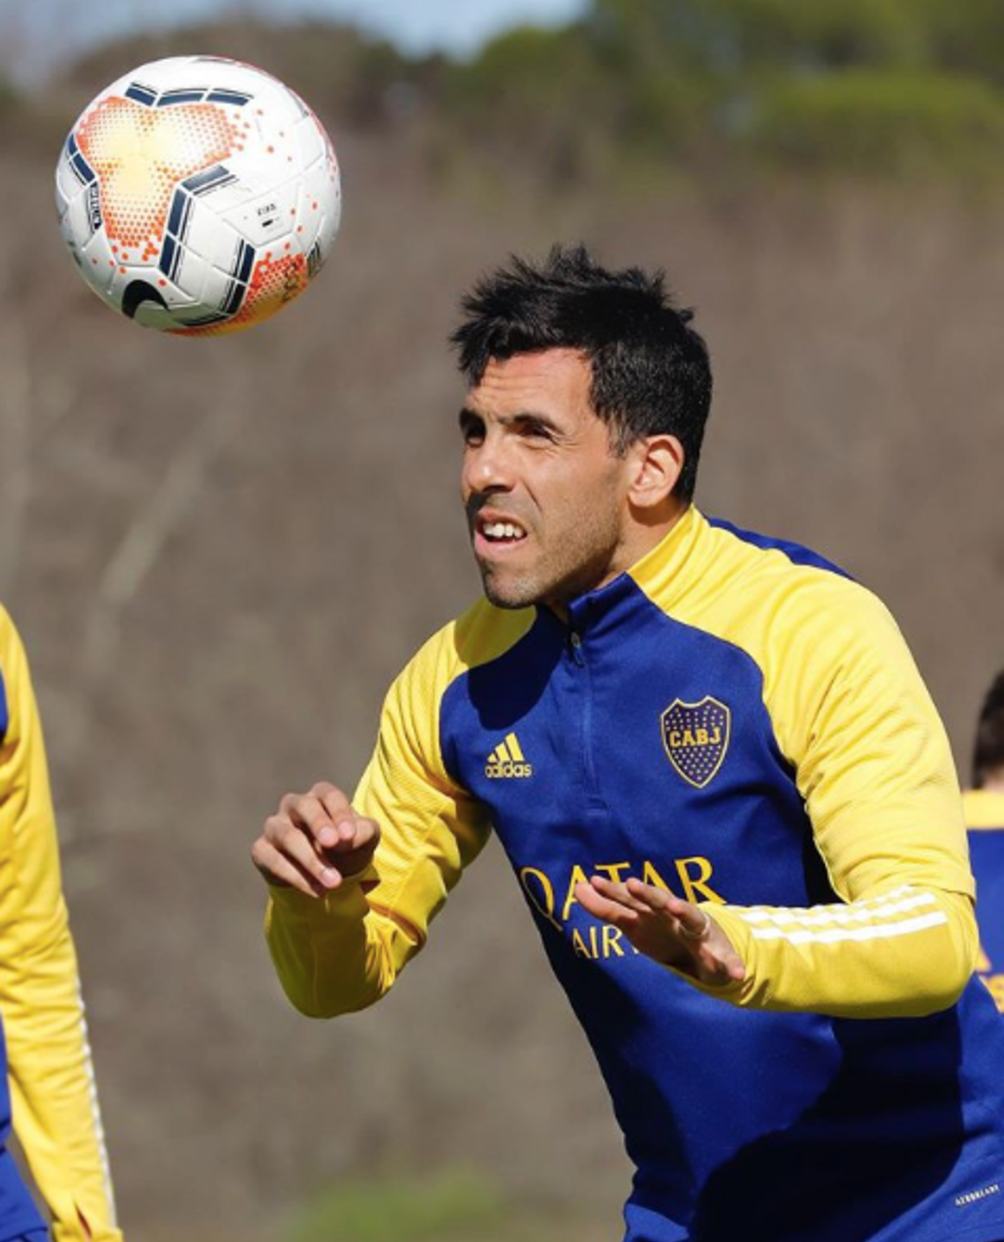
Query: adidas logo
485,732,533,779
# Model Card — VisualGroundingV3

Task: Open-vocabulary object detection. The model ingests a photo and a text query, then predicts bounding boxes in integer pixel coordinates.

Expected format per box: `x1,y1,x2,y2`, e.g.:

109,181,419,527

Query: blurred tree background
5,0,1003,178
0,1,1001,1239
447,0,1004,180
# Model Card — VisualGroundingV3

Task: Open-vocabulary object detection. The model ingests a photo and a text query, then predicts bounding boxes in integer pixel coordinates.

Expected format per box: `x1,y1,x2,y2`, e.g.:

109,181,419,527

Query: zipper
568,628,602,803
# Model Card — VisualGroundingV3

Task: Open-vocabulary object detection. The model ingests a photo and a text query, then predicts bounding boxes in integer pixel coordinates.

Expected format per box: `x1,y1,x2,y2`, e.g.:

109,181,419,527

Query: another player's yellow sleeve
265,623,491,1018
0,609,120,1241
696,580,976,1018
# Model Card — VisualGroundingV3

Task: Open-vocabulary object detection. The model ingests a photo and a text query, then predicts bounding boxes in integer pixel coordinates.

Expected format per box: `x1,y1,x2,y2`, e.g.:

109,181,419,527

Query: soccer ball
55,56,341,335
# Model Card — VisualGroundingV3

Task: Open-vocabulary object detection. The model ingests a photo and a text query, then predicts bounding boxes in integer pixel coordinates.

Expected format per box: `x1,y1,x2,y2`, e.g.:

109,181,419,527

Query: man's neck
599,498,690,593
546,501,690,623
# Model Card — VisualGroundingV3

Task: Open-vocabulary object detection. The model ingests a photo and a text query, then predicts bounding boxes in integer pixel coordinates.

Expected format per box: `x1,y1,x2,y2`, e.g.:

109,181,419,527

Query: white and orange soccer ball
55,56,341,335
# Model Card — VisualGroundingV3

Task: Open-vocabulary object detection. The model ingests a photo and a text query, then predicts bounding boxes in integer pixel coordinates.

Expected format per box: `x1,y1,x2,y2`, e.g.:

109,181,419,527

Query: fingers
327,812,380,858
254,813,343,893
673,902,715,942
251,835,329,898
280,782,378,854
253,782,381,896
590,875,660,914
574,881,639,928
625,878,703,931
581,877,746,985
617,878,712,942
315,782,356,846
280,782,348,849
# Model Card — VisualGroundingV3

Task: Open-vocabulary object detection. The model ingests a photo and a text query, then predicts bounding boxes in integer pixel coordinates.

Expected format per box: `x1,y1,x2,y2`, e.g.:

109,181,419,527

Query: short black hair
450,244,712,500
973,670,1004,787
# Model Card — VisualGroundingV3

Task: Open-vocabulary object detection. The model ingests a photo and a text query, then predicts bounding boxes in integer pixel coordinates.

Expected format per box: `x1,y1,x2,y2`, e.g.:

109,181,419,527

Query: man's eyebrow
458,408,561,430
508,410,561,431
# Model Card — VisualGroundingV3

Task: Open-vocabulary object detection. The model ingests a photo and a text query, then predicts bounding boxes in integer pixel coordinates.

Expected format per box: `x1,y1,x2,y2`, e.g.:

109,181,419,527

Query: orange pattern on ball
170,252,309,337
76,96,241,251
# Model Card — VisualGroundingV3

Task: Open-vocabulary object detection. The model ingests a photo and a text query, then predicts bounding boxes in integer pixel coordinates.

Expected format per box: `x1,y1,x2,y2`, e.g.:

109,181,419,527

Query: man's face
460,348,634,610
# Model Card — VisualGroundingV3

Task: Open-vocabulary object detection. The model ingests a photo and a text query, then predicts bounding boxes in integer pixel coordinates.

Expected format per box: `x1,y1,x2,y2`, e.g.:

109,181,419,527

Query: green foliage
907,0,1004,84
0,72,17,114
753,69,1004,176
35,0,1004,186
443,25,611,178
439,0,1004,186
588,0,1004,77
447,24,597,134
288,1170,505,1242
588,0,921,74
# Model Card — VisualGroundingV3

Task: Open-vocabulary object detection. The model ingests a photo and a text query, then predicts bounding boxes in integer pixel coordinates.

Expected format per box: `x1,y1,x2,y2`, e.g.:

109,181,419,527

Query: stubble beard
479,562,544,610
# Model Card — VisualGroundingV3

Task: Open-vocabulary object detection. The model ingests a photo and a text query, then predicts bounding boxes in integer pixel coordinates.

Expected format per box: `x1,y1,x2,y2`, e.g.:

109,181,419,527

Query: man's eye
462,423,484,444
521,423,553,441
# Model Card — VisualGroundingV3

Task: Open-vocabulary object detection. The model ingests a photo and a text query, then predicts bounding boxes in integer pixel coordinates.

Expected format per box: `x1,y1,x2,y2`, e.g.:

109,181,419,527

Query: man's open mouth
478,517,528,545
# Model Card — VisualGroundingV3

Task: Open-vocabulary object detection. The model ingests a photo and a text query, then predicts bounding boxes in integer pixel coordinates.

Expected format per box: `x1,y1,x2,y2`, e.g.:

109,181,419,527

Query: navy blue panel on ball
124,82,157,107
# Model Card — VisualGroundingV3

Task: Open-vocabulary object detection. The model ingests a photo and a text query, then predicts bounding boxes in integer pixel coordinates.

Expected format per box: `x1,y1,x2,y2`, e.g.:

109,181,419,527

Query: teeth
483,521,526,540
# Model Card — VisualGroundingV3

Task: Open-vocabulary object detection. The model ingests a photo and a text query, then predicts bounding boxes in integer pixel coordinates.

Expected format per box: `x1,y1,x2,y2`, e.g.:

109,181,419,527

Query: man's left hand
575,876,745,986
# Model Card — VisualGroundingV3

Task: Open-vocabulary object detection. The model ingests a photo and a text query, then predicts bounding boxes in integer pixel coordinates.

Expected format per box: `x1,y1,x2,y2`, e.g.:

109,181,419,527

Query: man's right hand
251,781,381,898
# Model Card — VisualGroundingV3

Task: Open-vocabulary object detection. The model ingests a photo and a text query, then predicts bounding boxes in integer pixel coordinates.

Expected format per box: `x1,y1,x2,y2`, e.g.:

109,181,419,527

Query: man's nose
464,435,515,494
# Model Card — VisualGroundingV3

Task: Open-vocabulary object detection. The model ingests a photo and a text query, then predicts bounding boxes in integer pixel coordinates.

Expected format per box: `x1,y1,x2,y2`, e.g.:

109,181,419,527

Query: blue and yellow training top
0,608,120,1242
965,788,1004,1015
268,506,1004,1242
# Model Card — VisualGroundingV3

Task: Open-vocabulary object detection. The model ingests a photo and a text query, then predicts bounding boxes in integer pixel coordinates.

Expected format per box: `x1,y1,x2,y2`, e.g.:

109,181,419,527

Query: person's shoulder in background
964,667,1004,1013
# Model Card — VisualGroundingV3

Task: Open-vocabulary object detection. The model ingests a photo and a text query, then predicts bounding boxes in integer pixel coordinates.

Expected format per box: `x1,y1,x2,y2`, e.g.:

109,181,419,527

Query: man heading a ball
253,246,1004,1242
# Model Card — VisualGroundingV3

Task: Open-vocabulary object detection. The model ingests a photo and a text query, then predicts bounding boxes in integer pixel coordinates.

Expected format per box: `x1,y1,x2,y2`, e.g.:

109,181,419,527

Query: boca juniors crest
661,696,731,789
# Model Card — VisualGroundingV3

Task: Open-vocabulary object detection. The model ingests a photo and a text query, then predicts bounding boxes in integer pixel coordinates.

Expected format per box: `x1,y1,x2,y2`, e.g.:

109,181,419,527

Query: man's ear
627,435,685,511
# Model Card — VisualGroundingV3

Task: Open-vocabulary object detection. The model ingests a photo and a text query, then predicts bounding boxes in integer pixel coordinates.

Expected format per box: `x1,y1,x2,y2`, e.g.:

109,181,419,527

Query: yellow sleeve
265,624,491,1018
695,582,976,1018
0,609,120,1241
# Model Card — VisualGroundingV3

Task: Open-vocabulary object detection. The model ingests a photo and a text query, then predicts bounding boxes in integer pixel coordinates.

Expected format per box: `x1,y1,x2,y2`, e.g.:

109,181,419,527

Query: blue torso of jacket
431,512,1004,1242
